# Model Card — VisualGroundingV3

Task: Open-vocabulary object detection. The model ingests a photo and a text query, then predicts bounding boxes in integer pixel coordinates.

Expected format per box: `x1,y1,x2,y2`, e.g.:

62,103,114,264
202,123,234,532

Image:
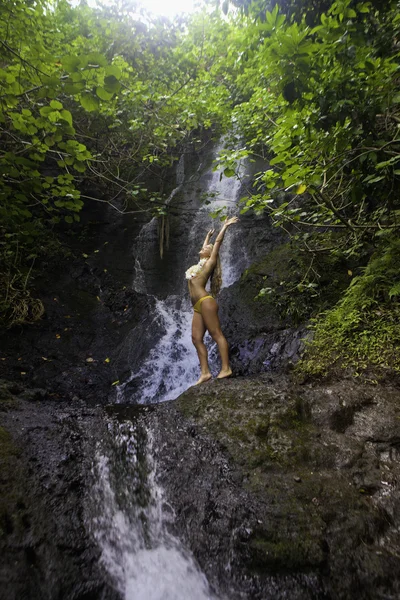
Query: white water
197,160,246,288
90,420,218,600
118,144,249,404
121,296,201,403
90,146,244,599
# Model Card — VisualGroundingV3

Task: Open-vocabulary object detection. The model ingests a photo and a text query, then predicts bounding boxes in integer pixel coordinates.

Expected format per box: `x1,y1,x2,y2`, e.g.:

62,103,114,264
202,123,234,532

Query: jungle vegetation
1,0,399,378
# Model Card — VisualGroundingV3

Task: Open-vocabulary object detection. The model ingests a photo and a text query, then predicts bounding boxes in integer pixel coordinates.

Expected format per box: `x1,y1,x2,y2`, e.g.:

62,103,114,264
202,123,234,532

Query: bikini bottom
193,295,214,314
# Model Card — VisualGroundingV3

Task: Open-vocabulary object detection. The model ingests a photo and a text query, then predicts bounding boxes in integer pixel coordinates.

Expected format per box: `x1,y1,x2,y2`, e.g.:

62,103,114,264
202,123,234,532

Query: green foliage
244,240,352,324
0,0,230,326
216,0,400,261
1,0,400,365
298,238,400,378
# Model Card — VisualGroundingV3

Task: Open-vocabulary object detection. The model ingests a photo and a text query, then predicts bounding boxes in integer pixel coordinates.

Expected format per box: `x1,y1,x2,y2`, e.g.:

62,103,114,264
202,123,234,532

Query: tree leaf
105,65,122,80
60,109,73,126
296,184,307,194
80,94,99,112
84,52,108,68
50,100,63,110
62,55,81,72
96,86,114,101
104,75,121,93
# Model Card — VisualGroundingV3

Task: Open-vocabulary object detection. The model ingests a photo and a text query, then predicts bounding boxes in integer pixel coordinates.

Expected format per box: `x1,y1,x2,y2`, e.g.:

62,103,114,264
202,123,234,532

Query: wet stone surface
144,375,400,600
0,380,119,600
1,374,400,600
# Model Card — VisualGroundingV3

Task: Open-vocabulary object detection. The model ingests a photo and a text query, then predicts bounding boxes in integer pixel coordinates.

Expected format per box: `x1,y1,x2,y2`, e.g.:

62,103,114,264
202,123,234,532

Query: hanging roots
158,214,170,259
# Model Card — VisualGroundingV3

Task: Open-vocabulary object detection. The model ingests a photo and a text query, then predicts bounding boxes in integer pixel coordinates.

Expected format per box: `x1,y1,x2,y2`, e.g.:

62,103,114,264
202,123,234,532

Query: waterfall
196,156,247,288
118,143,249,404
88,417,219,600
90,145,246,600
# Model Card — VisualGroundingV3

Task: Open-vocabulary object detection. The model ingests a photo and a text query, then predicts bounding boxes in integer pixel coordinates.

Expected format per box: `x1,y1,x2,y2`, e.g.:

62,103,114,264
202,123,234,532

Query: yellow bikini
193,295,214,314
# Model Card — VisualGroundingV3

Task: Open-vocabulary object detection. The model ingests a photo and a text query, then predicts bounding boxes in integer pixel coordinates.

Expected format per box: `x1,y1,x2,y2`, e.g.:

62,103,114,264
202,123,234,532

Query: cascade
117,143,249,404
88,417,219,600
90,143,249,599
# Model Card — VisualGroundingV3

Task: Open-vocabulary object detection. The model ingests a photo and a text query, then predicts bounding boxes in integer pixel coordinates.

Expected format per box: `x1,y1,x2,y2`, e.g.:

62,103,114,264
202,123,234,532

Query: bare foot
216,368,232,380
195,373,212,385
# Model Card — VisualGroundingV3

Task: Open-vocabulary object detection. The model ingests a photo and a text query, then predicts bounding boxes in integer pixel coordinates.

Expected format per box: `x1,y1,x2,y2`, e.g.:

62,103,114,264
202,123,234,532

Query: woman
186,216,239,384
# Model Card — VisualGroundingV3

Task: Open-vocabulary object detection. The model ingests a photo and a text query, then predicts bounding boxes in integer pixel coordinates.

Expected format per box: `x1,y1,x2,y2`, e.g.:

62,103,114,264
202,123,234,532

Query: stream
88,145,250,599
89,416,220,600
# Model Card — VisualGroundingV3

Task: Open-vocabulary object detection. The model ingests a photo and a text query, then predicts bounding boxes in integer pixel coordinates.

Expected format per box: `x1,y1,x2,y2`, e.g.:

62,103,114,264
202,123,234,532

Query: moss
177,385,327,485
176,381,391,580
298,238,400,379
248,533,325,572
0,426,16,457
241,241,352,325
0,382,15,407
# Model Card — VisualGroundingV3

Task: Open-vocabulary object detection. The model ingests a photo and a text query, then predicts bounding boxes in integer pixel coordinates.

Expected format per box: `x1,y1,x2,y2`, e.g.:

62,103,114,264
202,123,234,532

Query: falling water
200,149,248,286
90,144,245,599
89,417,219,600
118,143,249,404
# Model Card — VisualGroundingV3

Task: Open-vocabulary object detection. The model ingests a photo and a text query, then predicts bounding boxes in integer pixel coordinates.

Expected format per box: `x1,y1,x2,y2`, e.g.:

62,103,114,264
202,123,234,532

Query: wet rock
139,375,400,600
0,383,120,600
1,372,400,600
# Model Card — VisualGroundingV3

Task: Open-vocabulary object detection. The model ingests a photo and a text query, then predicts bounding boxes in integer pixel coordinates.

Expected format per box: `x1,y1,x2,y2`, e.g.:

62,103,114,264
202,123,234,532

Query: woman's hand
214,216,239,245
224,216,239,227
203,228,215,247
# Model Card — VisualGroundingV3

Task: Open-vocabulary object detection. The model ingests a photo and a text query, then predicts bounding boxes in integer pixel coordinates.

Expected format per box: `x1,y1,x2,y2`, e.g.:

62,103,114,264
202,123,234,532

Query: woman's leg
191,311,212,384
200,299,232,379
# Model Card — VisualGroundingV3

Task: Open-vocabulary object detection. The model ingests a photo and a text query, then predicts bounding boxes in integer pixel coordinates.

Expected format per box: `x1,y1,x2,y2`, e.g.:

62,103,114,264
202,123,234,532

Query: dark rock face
219,275,306,377
0,208,154,405
2,373,400,600
138,376,400,600
0,381,119,600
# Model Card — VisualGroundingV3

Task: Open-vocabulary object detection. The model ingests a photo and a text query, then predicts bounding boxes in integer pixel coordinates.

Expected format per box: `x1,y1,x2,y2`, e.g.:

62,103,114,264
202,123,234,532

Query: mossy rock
175,378,391,581
298,237,400,380
0,380,16,408
241,242,352,325
177,380,331,481
247,530,326,572
0,425,19,460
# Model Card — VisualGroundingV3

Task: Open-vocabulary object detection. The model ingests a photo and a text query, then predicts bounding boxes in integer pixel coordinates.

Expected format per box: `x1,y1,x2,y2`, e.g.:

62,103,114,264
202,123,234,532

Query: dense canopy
1,0,399,376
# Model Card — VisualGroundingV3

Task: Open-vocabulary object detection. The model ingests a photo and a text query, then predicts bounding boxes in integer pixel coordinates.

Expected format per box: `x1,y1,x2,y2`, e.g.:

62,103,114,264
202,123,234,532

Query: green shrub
298,238,400,378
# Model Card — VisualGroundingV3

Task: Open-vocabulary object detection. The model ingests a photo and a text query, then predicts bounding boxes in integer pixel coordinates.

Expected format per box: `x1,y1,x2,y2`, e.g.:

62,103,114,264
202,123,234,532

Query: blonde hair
210,253,222,297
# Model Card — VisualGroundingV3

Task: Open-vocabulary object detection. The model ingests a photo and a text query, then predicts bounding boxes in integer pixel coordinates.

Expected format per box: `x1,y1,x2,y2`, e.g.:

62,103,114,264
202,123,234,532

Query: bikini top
185,258,207,280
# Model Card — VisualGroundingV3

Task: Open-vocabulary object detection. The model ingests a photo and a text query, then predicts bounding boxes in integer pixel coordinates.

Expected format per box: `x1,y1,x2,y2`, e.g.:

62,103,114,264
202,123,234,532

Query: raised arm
203,228,215,247
209,216,239,262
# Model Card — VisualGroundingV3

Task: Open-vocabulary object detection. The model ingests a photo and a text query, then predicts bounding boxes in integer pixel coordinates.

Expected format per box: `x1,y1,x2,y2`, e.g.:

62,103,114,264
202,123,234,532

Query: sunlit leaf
80,94,99,112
